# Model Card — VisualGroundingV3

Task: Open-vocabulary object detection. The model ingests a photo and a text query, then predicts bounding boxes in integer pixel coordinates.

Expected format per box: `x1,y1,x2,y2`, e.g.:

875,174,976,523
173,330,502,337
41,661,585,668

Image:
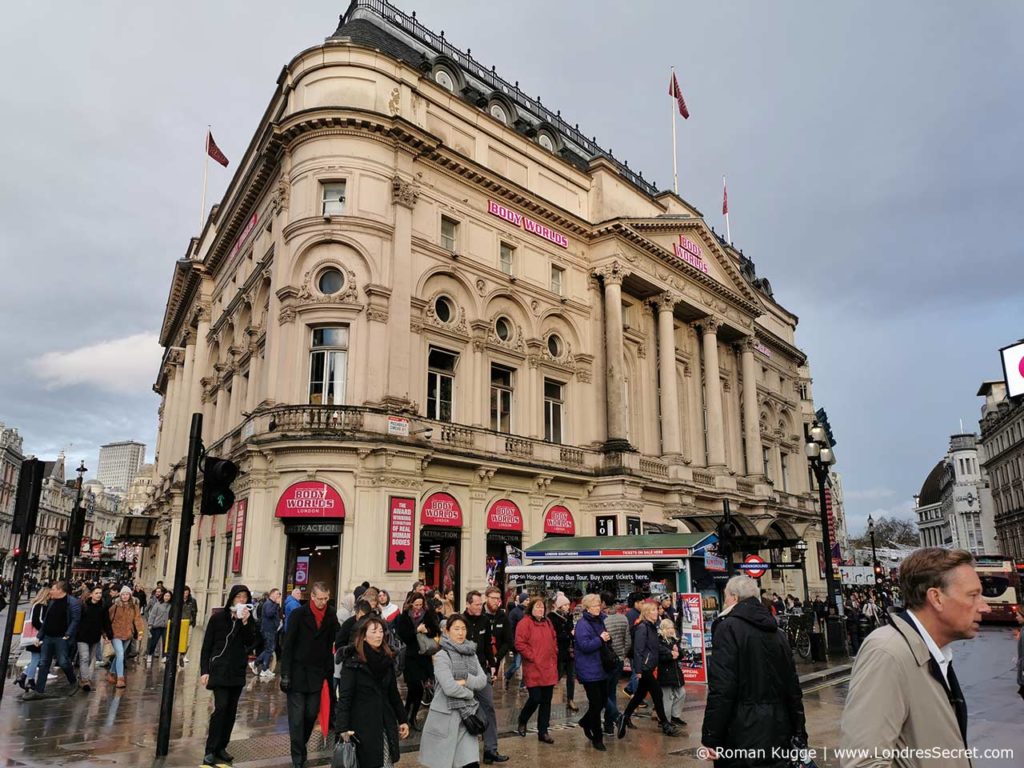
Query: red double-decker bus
974,555,1021,624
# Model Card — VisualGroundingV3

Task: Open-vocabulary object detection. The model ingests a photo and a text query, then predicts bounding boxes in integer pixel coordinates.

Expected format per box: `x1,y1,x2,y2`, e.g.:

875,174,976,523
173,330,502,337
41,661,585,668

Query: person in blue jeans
28,580,81,697
15,586,51,691
255,588,281,678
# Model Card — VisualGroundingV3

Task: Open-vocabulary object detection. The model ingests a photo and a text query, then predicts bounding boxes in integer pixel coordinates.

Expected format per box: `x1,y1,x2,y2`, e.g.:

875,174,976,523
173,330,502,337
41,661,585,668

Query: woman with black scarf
395,592,441,728
336,615,410,768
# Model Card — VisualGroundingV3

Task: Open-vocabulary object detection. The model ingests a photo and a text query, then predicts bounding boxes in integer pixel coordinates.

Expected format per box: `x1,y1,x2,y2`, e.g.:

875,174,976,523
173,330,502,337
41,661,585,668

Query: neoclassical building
978,380,1024,558
144,1,829,617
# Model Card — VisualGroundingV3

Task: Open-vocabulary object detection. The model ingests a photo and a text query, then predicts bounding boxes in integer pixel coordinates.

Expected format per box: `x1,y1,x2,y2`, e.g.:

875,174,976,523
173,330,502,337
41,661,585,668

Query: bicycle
780,612,812,660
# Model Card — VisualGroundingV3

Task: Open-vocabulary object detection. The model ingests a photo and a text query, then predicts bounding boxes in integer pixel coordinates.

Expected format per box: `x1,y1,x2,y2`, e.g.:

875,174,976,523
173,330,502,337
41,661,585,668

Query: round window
317,268,345,295
434,296,454,324
538,133,555,152
547,334,563,358
495,316,512,342
434,69,455,92
489,103,508,125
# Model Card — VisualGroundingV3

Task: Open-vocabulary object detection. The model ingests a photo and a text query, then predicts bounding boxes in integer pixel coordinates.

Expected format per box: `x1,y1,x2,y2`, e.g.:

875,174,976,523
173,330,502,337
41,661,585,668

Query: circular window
538,132,555,152
489,103,509,125
434,69,455,92
317,268,345,295
434,296,454,324
547,334,564,358
495,316,512,342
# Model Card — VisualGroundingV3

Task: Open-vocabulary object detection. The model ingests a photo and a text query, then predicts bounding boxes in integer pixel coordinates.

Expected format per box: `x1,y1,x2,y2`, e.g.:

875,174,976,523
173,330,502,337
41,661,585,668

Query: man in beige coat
839,548,990,768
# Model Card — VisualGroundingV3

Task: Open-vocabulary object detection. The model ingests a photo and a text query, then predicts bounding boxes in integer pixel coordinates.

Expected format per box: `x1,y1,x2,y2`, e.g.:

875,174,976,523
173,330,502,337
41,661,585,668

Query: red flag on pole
722,179,728,215
206,130,229,167
668,72,689,119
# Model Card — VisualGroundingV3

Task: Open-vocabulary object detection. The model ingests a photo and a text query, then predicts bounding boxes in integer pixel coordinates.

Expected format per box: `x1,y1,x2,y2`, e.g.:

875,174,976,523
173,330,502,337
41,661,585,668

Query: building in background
144,0,834,617
829,470,851,562
0,421,25,577
914,433,997,556
123,463,155,514
978,380,1024,559
96,441,146,494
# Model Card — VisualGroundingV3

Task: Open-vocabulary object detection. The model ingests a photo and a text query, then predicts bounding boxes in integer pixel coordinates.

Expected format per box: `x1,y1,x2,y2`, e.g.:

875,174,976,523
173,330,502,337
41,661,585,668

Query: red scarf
310,600,326,629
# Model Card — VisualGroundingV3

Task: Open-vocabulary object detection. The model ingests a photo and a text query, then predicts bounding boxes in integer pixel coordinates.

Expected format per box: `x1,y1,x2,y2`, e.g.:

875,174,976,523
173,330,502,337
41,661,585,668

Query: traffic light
200,456,239,515
873,561,884,583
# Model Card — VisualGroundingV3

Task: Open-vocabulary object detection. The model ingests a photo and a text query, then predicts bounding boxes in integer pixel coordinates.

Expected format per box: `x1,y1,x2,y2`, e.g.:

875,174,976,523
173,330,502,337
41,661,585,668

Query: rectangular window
550,265,564,295
441,216,458,251
780,452,789,492
309,327,349,406
490,365,513,433
764,447,772,482
321,182,346,216
544,378,564,444
427,348,458,422
499,243,515,275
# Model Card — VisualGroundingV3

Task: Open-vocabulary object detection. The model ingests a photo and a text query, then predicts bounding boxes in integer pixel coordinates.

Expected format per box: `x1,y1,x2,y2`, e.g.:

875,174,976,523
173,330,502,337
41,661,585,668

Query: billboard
1000,340,1024,398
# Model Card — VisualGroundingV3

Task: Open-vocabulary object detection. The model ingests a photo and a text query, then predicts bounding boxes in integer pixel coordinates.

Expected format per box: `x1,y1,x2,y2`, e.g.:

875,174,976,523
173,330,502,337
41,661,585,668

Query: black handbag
599,640,619,673
331,734,360,768
459,708,488,736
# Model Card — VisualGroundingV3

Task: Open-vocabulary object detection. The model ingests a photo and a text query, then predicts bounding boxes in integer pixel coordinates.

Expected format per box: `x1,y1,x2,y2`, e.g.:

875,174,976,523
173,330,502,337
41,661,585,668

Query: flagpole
199,127,210,233
723,175,732,245
671,67,679,195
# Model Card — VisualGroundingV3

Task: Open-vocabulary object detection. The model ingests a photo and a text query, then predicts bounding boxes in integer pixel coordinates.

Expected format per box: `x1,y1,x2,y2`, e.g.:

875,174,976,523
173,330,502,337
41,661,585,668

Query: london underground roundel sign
743,554,767,579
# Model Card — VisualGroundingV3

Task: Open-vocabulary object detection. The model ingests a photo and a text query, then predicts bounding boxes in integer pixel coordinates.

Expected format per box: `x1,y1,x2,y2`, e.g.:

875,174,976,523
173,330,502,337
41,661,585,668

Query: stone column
214,386,227,441
739,337,765,477
385,175,419,410
176,342,196,457
189,303,211,418
164,356,185,468
596,263,631,452
653,293,682,459
700,317,727,468
245,346,262,413
227,368,243,433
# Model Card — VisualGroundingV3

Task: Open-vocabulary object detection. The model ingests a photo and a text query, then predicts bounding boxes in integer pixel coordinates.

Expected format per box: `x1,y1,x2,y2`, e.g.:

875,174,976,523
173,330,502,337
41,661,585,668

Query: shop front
276,480,346,599
419,492,462,602
485,498,524,592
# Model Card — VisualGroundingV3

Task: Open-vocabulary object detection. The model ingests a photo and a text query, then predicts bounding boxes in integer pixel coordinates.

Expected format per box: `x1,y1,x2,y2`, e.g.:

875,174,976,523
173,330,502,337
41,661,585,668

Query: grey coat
418,642,487,768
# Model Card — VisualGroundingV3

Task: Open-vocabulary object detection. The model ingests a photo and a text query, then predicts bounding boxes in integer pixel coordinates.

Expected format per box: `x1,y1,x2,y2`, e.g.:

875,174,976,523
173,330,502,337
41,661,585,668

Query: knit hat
354,585,367,600
120,586,133,596
554,594,570,610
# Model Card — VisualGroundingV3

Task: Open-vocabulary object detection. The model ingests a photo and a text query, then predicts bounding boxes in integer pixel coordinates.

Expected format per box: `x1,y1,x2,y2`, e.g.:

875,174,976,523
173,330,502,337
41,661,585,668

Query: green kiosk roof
524,533,716,560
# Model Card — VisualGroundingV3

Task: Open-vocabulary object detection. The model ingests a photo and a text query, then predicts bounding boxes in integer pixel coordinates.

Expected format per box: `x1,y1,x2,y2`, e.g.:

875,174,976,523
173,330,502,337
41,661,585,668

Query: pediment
625,218,761,306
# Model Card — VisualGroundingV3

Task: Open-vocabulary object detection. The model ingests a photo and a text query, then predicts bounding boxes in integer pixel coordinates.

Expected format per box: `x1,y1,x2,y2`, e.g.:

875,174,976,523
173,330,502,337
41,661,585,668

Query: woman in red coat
514,596,559,744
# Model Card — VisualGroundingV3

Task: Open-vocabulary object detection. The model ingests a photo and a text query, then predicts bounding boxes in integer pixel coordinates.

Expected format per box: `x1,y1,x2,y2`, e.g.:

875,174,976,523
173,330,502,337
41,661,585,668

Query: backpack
253,599,264,622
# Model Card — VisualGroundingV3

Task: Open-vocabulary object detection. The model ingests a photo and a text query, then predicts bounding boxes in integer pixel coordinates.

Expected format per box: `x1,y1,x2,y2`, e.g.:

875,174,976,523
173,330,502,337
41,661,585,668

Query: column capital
696,315,722,335
193,301,212,324
391,175,420,209
651,292,680,312
736,335,756,354
594,261,627,286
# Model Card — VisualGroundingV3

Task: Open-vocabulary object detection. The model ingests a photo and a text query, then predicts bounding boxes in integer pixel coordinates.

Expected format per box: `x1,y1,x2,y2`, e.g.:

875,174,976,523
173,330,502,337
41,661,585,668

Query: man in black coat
702,576,806,767
200,584,260,766
280,581,340,768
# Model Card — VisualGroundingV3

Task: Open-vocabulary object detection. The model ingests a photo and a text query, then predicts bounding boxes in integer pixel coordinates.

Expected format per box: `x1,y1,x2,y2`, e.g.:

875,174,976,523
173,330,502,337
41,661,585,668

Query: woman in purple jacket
572,593,612,751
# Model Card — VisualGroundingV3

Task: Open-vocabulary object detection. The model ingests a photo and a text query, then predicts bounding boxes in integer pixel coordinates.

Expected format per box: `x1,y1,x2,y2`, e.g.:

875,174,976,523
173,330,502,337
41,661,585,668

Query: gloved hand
279,677,291,693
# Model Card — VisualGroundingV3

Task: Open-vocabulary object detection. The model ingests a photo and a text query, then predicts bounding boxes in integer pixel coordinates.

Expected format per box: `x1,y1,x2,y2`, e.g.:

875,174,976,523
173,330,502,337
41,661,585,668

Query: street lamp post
63,461,87,583
805,424,846,656
795,538,810,604
868,514,880,586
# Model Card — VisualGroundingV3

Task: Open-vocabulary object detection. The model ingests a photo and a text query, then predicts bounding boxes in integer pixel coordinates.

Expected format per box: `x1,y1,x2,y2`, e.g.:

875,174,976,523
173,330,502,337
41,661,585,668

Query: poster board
679,592,708,684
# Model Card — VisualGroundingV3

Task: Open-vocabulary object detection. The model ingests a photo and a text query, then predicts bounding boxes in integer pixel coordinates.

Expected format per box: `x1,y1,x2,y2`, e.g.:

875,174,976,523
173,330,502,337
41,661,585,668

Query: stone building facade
0,421,25,577
144,1,830,617
978,380,1024,559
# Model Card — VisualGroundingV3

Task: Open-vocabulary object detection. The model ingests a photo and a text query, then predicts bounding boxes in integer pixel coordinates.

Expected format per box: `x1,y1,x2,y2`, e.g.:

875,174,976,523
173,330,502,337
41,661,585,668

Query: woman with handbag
573,593,613,751
335,615,410,768
395,592,441,728
617,601,680,738
419,614,488,768
514,596,558,744
14,586,50,691
108,585,146,688
656,619,687,727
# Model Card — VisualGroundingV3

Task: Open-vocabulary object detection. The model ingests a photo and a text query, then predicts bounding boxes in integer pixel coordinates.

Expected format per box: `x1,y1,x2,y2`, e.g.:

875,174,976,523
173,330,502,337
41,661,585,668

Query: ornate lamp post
63,460,87,583
868,514,881,585
805,424,846,655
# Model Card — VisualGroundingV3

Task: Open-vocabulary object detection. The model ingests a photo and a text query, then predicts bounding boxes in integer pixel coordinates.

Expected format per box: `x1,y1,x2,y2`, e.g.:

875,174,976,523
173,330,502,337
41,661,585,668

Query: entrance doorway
419,526,460,607
486,531,522,595
283,522,343,601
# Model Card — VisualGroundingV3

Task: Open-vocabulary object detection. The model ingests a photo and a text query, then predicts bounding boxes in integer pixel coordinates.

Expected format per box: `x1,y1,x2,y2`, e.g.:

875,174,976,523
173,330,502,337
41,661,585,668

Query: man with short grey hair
701,575,806,764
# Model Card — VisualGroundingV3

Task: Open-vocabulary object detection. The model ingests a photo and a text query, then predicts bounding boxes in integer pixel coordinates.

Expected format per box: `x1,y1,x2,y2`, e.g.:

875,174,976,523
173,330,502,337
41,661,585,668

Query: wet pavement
0,624,1018,767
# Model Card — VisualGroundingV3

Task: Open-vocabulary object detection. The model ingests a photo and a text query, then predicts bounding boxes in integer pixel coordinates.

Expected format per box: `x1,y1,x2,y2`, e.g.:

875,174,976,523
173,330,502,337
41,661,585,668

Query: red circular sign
543,505,575,535
275,481,346,519
486,499,523,532
744,554,767,579
1018,356,1024,378
421,492,463,528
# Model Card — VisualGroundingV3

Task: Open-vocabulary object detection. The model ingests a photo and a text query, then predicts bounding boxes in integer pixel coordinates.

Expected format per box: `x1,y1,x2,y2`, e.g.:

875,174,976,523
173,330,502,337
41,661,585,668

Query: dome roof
918,460,945,507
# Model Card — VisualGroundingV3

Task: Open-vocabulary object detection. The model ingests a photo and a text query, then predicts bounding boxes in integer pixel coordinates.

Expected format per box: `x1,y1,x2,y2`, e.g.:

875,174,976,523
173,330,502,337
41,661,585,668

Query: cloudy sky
2,1,1021,536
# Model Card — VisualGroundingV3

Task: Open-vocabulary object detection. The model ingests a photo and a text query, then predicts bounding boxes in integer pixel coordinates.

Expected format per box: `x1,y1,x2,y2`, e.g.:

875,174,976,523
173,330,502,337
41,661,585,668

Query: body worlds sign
488,200,569,248
275,481,345,519
671,235,710,275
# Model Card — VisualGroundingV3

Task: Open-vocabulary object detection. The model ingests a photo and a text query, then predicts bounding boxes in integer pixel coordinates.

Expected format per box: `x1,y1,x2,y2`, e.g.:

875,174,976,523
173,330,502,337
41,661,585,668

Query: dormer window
537,130,558,152
489,102,509,125
434,69,455,92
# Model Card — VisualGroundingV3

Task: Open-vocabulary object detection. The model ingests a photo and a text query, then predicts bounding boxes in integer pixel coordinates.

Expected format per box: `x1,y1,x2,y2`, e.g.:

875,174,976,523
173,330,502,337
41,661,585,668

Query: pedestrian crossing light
200,456,239,516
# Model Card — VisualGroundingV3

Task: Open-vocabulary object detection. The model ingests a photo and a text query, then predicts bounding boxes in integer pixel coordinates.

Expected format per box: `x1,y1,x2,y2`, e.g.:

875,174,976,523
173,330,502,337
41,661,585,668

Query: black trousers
206,685,243,756
623,670,668,723
580,679,607,744
287,690,322,766
518,685,553,734
405,678,425,719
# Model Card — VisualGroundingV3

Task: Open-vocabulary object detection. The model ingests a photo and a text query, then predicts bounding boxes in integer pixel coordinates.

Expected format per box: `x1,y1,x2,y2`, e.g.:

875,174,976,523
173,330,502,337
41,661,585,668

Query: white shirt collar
906,609,953,683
